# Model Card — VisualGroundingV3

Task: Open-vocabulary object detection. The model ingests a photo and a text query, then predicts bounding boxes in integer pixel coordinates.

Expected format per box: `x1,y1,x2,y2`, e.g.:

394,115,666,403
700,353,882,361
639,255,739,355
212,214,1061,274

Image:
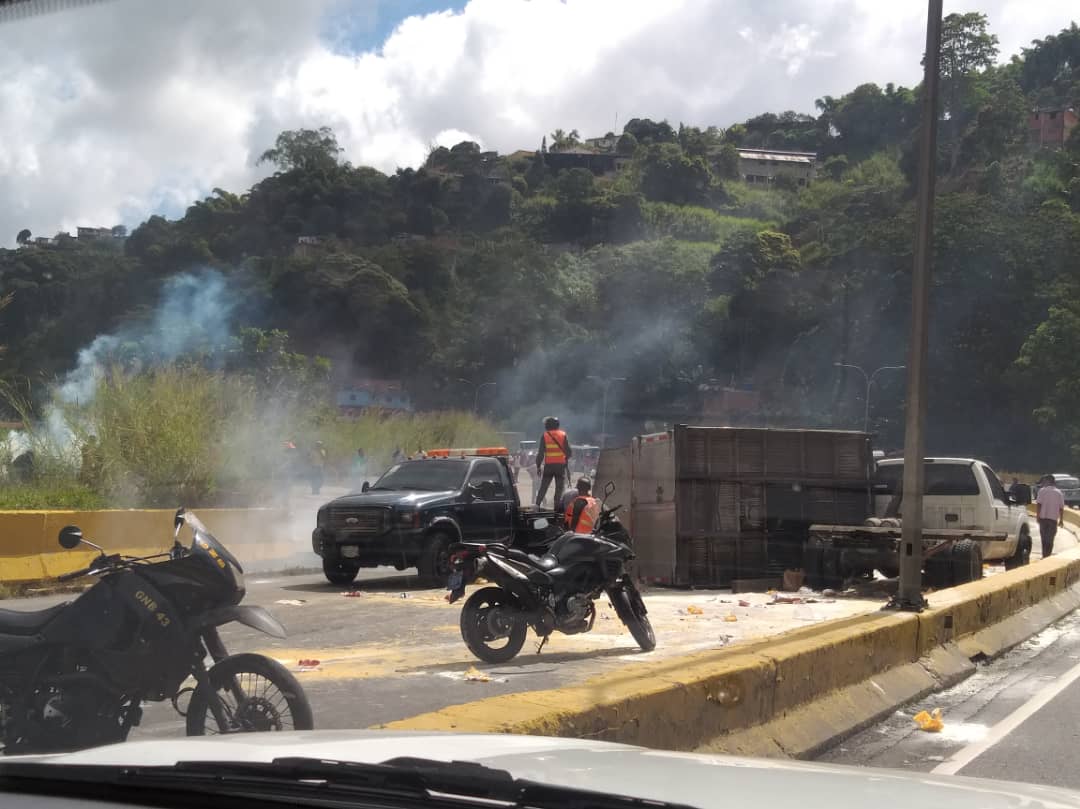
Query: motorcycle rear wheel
460,586,528,663
610,582,656,652
186,653,314,736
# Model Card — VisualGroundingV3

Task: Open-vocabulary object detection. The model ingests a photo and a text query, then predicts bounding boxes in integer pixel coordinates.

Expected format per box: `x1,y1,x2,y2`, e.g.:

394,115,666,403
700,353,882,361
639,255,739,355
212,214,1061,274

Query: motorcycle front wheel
460,586,528,663
610,581,656,652
186,653,314,736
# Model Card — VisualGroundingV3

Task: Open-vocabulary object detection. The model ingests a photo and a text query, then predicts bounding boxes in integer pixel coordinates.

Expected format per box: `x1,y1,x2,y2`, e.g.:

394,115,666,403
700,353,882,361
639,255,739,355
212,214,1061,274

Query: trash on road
724,614,738,622
686,605,704,615
275,599,306,606
464,666,492,683
297,659,321,671
738,599,751,607
342,591,364,598
913,708,944,732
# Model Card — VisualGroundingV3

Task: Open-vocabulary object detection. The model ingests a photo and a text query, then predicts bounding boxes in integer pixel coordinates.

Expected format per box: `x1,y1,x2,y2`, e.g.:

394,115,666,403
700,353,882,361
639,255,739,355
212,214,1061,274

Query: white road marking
932,656,1080,775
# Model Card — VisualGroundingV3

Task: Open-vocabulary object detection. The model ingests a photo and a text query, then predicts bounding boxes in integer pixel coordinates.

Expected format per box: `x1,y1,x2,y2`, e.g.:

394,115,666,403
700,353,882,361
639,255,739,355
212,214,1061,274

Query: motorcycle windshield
182,511,245,601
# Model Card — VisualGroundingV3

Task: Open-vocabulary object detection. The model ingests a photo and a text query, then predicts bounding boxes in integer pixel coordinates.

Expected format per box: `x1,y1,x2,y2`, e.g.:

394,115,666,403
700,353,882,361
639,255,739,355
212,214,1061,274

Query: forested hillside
3,14,1080,471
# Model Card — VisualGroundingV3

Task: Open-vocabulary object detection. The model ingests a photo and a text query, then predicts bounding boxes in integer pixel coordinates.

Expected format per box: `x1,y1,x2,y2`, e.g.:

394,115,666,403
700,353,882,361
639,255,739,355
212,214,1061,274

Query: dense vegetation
4,14,1080,491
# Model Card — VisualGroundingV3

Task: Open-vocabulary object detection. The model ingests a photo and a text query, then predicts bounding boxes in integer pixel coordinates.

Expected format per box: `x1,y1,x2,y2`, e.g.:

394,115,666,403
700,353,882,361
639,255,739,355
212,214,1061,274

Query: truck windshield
369,461,468,492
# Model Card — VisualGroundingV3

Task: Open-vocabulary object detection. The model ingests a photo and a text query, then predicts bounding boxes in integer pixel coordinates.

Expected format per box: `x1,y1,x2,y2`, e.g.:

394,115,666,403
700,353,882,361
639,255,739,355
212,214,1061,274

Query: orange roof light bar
425,447,510,458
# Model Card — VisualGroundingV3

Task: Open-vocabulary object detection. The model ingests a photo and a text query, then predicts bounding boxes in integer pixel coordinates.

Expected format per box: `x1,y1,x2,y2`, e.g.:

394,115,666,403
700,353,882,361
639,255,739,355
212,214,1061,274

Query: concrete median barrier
386,540,1080,757
0,508,295,584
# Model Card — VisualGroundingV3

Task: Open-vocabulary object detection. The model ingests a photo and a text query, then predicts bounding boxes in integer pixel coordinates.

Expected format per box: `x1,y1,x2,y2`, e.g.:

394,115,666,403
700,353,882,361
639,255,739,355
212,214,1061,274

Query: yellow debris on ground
464,666,491,683
686,605,704,615
913,708,944,732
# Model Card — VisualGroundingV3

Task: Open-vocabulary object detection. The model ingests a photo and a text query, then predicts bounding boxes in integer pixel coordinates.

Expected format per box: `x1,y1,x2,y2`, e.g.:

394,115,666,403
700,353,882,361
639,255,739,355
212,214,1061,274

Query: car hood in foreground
9,731,1080,809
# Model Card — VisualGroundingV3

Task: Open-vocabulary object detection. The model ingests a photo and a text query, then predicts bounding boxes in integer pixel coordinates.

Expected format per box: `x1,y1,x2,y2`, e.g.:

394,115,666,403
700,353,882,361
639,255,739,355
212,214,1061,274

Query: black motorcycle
0,508,313,754
447,483,655,663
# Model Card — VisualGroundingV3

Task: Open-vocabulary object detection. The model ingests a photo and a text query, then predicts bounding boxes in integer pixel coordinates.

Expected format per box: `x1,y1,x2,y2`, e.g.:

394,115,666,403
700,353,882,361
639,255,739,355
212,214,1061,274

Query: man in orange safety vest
535,416,572,508
565,478,600,533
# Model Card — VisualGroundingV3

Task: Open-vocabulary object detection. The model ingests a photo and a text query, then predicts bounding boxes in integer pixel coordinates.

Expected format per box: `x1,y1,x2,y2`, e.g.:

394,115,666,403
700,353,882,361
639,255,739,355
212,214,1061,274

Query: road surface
1,568,880,741
818,606,1080,790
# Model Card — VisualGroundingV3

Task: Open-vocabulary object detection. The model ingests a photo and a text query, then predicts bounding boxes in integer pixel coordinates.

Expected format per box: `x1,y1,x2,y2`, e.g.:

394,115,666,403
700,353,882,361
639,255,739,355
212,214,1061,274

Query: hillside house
337,380,413,415
737,148,817,186
1028,108,1078,148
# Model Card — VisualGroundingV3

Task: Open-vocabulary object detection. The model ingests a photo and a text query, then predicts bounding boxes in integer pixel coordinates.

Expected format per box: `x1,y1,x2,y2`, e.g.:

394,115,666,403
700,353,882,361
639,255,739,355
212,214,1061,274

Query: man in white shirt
1036,474,1066,558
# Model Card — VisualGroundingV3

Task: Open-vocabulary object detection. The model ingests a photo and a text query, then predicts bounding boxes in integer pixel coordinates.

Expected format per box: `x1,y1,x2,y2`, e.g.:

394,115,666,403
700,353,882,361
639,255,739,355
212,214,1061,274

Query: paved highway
818,606,1080,790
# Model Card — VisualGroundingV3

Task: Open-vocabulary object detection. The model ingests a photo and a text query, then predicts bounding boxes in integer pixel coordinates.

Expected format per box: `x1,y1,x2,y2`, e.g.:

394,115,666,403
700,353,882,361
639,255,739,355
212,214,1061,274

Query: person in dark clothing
535,416,571,508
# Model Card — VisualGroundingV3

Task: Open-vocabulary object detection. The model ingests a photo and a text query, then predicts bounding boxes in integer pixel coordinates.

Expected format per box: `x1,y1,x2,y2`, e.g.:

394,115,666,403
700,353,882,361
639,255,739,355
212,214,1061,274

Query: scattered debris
822,589,838,598
913,708,944,732
399,593,410,599
770,594,820,605
297,659,321,671
724,614,738,622
464,666,491,683
275,599,306,606
686,605,704,615
342,591,364,598
738,599,751,607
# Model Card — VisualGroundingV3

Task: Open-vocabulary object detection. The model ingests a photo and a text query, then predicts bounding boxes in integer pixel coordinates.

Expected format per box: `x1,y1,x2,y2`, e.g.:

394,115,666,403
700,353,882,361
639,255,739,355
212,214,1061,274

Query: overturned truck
596,425,873,589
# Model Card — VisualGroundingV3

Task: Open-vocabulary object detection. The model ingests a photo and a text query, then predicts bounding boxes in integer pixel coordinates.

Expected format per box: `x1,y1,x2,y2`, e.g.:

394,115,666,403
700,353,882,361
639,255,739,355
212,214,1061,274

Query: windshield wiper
0,756,699,809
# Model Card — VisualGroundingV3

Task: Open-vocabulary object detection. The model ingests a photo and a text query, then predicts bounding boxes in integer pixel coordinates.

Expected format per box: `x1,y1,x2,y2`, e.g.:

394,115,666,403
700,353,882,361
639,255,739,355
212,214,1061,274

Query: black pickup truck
312,452,560,585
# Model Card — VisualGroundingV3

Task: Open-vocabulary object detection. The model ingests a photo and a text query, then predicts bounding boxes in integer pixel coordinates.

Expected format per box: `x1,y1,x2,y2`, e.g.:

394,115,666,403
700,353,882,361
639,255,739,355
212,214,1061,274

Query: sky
0,0,1075,247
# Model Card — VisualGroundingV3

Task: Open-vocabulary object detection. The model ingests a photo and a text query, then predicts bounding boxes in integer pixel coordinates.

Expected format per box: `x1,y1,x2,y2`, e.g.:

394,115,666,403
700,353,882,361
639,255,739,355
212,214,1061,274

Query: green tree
935,12,999,169
15,229,30,245
258,126,344,173
638,143,713,206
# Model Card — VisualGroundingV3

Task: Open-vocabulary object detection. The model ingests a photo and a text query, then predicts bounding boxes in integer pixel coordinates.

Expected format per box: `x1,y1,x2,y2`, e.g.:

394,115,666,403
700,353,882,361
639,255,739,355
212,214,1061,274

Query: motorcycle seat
0,602,68,636
504,548,559,572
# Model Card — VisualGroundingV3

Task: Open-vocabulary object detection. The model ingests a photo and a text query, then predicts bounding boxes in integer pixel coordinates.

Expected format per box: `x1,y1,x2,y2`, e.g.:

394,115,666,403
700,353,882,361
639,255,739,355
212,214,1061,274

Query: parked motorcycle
0,508,313,754
447,483,655,663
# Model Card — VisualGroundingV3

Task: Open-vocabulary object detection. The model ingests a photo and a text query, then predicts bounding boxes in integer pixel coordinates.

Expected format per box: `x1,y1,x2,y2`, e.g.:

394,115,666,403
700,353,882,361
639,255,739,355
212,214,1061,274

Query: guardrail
0,508,295,583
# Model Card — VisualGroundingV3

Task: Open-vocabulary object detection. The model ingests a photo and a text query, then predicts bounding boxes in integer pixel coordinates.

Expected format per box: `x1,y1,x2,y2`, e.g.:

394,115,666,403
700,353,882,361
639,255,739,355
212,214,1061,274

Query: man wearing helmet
535,416,572,508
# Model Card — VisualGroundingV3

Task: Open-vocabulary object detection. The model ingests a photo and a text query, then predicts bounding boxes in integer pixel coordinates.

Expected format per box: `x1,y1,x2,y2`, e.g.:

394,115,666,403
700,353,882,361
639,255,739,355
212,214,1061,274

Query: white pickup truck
806,457,1034,590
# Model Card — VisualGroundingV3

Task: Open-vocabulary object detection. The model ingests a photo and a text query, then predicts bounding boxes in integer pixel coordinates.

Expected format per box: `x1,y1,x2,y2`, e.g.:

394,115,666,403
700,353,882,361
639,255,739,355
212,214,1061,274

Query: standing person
535,416,572,508
565,478,600,533
351,448,368,490
308,440,328,495
1036,474,1065,558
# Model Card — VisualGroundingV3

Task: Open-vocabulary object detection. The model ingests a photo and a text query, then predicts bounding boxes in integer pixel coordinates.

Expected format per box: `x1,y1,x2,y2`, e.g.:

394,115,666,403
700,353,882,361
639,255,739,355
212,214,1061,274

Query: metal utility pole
457,378,497,414
891,0,943,612
834,363,906,433
587,376,627,448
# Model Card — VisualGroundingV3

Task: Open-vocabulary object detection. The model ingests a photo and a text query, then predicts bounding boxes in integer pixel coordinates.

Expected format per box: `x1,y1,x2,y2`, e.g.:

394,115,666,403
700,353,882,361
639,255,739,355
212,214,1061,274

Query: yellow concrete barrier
0,508,295,584
387,548,1080,754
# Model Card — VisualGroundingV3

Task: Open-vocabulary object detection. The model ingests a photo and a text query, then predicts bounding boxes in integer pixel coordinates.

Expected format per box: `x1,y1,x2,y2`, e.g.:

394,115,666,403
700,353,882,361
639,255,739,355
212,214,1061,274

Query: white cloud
0,0,1075,246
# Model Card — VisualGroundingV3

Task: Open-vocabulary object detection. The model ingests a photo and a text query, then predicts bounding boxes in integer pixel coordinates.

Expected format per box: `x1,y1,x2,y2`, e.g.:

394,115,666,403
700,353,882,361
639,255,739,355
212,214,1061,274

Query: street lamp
587,375,627,448
457,378,497,414
834,363,905,434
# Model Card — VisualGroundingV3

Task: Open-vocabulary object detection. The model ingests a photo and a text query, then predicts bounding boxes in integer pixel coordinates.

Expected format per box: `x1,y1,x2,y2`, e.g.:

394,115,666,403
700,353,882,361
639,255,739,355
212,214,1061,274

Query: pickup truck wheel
417,531,453,584
323,558,359,586
1005,529,1032,570
951,539,983,585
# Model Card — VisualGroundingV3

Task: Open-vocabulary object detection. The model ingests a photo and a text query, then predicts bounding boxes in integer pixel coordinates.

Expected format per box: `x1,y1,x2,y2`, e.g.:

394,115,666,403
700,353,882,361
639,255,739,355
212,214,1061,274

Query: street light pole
587,375,627,448
834,363,906,433
457,378,497,414
893,0,943,613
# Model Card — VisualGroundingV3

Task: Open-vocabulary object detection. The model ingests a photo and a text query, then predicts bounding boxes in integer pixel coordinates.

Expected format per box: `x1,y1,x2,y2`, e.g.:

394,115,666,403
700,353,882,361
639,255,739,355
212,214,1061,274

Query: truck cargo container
595,425,873,587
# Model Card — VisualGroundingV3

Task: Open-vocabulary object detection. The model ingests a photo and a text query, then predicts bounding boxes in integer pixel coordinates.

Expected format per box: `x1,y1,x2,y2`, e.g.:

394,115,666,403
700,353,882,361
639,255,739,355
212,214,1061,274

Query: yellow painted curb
0,508,295,583
384,548,1080,753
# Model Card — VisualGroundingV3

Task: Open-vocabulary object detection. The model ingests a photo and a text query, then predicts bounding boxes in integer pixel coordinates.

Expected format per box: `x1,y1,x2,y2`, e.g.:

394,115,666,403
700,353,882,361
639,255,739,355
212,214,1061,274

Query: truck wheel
803,545,826,590
417,531,453,584
951,539,983,585
1004,529,1032,570
323,558,359,586
923,554,951,589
